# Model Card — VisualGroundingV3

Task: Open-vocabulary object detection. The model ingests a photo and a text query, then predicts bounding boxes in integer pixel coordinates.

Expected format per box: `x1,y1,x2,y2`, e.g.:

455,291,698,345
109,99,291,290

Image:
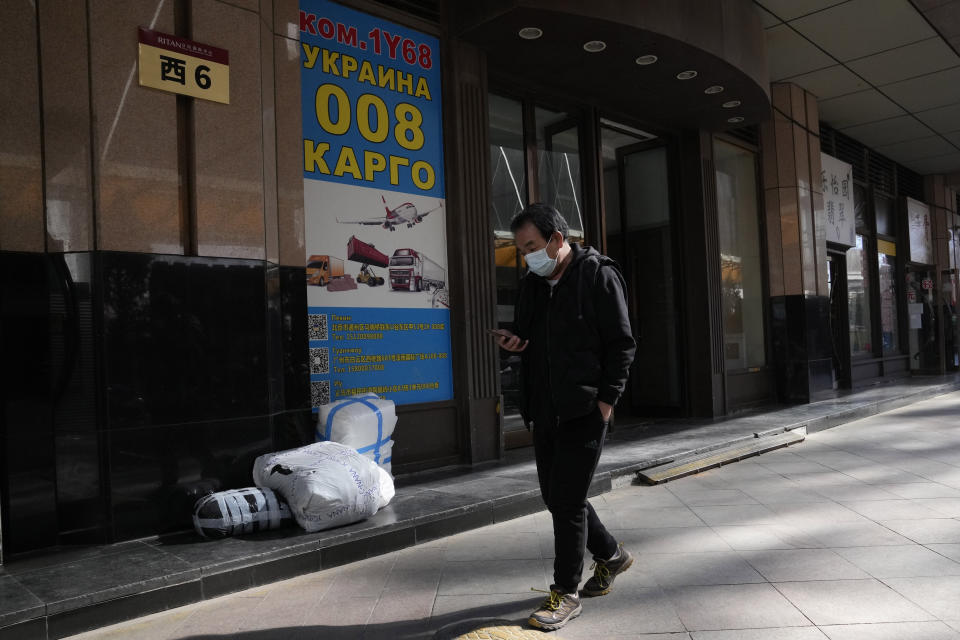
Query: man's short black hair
509,203,568,241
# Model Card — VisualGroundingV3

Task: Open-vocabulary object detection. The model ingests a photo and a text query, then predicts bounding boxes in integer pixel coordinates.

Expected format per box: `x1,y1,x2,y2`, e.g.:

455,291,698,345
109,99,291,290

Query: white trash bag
253,441,395,533
317,393,397,473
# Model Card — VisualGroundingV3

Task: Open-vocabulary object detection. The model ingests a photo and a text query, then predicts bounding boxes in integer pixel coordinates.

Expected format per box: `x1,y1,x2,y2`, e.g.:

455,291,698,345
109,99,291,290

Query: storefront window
535,107,584,240
875,194,895,236
489,94,527,233
714,139,765,370
878,240,900,354
488,94,527,428
848,235,873,356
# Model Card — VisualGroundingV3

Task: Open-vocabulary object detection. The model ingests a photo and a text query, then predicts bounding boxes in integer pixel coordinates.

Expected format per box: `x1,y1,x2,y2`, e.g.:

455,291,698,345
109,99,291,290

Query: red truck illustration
389,248,446,292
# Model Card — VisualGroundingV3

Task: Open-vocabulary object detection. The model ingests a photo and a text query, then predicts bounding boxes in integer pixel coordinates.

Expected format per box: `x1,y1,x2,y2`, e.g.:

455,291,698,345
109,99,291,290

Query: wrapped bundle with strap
253,441,394,532
192,487,291,539
317,393,397,473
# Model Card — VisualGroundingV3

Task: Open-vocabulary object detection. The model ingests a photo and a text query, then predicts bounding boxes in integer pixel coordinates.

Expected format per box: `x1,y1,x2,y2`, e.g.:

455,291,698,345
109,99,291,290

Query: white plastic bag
253,441,394,532
192,487,291,539
317,393,397,473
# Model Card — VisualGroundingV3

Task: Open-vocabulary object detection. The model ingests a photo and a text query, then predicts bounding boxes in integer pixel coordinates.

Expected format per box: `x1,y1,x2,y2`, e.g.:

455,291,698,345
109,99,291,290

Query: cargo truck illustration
346,235,388,287
389,248,446,292
306,255,344,286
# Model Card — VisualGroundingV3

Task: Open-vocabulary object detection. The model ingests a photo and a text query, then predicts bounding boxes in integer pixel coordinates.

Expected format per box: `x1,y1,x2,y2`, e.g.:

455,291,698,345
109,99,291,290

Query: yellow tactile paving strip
450,624,561,639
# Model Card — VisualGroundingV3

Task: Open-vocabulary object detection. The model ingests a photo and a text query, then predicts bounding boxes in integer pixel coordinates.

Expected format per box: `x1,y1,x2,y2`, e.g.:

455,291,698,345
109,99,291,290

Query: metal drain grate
636,428,806,485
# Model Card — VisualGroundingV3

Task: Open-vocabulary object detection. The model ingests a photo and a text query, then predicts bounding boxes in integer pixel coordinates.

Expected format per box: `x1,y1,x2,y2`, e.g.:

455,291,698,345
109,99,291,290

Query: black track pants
533,408,619,593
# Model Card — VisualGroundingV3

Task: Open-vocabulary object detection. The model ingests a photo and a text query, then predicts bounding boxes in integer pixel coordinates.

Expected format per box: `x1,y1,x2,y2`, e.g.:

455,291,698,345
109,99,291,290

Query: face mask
525,238,558,277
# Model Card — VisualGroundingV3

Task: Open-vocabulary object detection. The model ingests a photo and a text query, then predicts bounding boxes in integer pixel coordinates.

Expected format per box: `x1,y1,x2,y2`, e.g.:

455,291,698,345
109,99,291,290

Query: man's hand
496,329,529,353
598,401,613,423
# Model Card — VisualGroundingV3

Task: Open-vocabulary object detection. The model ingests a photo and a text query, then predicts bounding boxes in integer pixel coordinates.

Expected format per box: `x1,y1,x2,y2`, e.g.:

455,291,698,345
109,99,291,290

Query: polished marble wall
0,0,315,556
0,251,311,552
760,83,834,402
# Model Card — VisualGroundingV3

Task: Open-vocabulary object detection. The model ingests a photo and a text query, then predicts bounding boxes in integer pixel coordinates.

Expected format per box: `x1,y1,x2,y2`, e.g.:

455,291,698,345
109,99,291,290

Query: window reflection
848,235,872,356
714,139,765,370
878,240,899,354
535,107,584,241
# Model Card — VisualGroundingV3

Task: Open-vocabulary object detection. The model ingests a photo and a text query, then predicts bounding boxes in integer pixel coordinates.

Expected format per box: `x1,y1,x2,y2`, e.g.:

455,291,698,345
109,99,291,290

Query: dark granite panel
201,567,255,599
12,542,196,615
150,527,319,574
253,550,322,585
0,616,45,640
430,475,540,507
108,417,273,540
265,265,284,414
492,495,544,524
98,252,269,429
270,408,314,452
279,265,309,413
415,510,493,544
0,575,44,627
47,580,202,640
393,403,459,470
320,528,415,569
1,252,59,554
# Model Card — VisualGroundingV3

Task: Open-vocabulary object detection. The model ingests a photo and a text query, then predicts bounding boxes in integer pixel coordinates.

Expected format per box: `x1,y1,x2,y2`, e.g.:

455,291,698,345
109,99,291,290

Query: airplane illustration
336,196,444,232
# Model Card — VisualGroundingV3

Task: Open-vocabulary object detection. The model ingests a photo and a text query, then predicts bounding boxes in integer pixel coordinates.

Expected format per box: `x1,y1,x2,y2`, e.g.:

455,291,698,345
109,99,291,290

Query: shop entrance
827,251,851,389
906,267,938,372
601,122,683,417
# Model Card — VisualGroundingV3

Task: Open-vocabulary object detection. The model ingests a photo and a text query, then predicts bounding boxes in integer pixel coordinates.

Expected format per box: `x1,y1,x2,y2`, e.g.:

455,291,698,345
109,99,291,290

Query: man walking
497,203,637,631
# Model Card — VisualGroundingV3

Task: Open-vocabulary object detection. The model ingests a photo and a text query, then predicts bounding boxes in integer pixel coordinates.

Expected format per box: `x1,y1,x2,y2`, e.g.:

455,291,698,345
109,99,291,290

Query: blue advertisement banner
300,0,444,198
300,0,452,409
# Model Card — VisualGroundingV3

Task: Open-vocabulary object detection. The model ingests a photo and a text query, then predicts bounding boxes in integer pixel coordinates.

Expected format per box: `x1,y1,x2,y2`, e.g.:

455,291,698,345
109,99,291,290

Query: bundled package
317,393,397,473
192,487,291,539
252,441,395,532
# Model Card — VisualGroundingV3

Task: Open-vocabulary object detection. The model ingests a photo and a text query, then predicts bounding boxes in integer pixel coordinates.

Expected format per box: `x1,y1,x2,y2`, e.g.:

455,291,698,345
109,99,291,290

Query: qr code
308,314,328,340
310,347,330,374
311,380,330,407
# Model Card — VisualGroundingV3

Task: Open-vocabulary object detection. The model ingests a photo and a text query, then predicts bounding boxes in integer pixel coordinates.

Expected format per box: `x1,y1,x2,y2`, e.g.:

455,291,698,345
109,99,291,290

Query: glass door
601,122,682,416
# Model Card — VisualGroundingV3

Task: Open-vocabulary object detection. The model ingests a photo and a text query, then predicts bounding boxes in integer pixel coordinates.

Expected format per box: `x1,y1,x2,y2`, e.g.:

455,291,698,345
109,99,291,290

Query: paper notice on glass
908,302,923,329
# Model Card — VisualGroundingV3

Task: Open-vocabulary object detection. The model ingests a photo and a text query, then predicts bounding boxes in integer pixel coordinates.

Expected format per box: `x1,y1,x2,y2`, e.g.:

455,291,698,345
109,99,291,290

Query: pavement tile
430,592,544,624
806,484,902,502
774,579,935,625
834,545,960,578
669,489,760,507
612,526,732,554
437,559,547,596
562,585,686,635
766,502,866,525
615,506,705,529
840,500,943,521
665,583,809,630
928,543,960,563
913,498,960,517
444,531,543,562
742,548,870,581
639,551,765,586
805,520,915,548
818,621,960,639
880,519,960,544
327,555,396,597
742,487,833,504
690,504,779,526
876,484,960,499
712,524,822,551
606,486,687,508
885,575,960,620
690,629,828,639
759,461,839,475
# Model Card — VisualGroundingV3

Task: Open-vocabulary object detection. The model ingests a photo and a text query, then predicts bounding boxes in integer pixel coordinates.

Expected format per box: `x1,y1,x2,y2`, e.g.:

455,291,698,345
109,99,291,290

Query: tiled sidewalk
64,390,960,640
2,375,959,639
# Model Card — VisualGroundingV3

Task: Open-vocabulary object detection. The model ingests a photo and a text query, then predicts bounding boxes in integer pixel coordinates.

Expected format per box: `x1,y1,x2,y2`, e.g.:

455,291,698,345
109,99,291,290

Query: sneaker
581,544,634,597
527,588,582,631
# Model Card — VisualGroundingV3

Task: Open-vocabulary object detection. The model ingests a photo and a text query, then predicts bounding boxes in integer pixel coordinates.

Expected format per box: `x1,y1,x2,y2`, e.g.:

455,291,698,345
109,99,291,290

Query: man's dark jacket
514,243,636,426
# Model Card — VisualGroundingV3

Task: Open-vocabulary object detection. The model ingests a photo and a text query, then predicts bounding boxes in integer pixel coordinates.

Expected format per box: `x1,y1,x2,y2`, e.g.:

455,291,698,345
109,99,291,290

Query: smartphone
486,328,512,340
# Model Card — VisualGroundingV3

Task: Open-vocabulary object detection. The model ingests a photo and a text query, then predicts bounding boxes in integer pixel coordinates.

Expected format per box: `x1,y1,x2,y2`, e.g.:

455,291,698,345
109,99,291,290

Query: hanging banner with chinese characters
820,153,855,247
906,197,933,265
300,0,452,411
137,28,230,104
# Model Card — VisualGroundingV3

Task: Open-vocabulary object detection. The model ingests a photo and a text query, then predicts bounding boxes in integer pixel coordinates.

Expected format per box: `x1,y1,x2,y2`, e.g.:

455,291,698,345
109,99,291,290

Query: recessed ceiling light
676,70,698,80
583,40,606,53
518,27,543,40
727,116,744,123
704,85,724,94
635,54,658,65
722,100,741,108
